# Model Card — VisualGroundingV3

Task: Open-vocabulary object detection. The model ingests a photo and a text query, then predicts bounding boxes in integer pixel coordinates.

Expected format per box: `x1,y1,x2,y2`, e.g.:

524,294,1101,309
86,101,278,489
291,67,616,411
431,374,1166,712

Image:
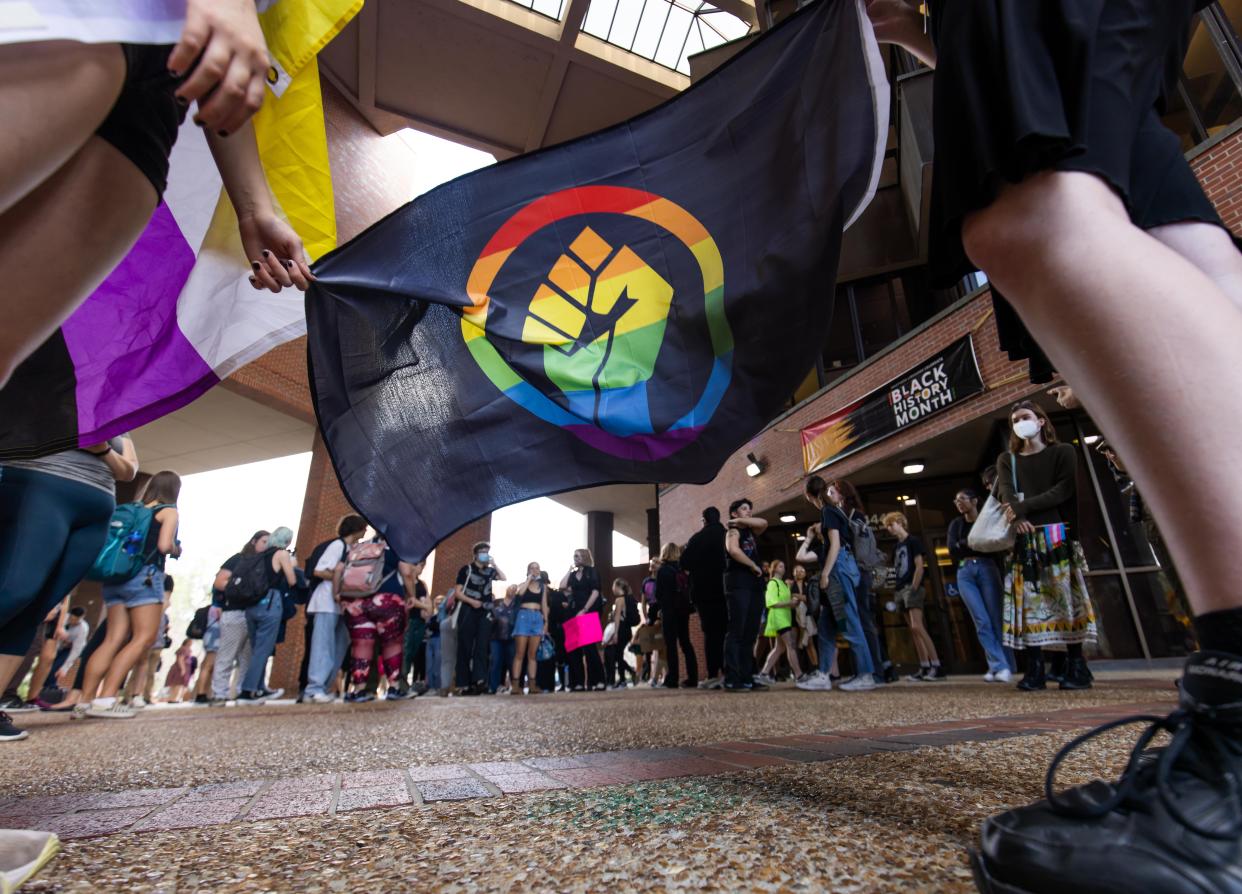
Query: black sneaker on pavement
723,682,749,693
193,693,209,705
747,681,769,692
924,665,947,681
972,650,1242,894
0,712,28,742
906,669,928,682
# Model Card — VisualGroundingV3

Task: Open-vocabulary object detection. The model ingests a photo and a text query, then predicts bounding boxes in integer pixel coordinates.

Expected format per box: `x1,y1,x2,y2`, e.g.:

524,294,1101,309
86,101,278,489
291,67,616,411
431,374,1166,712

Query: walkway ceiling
319,0,757,157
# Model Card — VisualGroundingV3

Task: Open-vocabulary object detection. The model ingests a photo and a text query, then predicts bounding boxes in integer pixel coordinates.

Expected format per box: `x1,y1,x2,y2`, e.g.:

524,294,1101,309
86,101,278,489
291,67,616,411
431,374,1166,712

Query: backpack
86,502,168,584
339,541,393,598
849,512,885,571
674,567,695,614
221,549,276,610
186,605,210,639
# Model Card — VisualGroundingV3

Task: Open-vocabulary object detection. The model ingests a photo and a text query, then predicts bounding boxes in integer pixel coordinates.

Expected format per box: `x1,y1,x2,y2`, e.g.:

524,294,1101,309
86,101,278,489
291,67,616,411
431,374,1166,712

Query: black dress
927,0,1227,383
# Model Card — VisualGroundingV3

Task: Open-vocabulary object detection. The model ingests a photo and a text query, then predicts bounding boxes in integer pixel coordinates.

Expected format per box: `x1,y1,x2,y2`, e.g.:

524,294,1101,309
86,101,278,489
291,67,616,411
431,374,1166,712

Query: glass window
1081,575,1142,660
1125,572,1198,659
1182,12,1242,138
853,279,909,359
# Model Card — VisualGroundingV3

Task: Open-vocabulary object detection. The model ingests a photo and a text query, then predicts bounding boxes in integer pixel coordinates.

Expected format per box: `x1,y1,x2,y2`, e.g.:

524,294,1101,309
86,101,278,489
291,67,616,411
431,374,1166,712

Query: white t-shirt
308,539,346,614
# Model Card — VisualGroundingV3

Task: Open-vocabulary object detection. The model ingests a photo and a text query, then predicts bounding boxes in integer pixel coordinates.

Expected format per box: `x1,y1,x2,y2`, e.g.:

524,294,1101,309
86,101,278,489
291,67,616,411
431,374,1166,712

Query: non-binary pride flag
0,0,360,460
308,0,888,562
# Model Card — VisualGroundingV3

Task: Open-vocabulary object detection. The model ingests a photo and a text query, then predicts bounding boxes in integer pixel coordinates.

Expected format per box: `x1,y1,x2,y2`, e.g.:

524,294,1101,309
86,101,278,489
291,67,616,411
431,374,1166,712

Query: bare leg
0,136,157,387
0,41,124,215
512,637,528,692
24,639,59,700
194,652,217,698
963,172,1242,614
1149,221,1242,312
907,608,939,663
760,638,782,675
79,604,131,702
0,655,24,696
786,631,803,677
98,605,161,698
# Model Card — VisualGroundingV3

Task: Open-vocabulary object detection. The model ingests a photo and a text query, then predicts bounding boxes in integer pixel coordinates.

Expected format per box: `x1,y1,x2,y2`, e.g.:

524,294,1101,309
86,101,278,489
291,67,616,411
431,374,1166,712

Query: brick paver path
0,698,1174,839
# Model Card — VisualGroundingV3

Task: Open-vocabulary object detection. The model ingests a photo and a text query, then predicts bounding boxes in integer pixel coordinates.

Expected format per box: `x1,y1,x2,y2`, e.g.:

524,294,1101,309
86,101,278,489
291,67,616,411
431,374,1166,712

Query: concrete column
586,510,614,593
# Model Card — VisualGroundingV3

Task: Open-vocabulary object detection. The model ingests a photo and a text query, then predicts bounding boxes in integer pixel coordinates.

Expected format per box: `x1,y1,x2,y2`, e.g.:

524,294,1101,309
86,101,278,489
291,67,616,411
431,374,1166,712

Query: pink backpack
339,542,392,597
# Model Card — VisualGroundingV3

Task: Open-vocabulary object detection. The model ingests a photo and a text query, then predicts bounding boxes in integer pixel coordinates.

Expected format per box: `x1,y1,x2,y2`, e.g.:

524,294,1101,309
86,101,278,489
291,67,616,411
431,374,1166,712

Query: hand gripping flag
308,0,889,562
0,0,359,460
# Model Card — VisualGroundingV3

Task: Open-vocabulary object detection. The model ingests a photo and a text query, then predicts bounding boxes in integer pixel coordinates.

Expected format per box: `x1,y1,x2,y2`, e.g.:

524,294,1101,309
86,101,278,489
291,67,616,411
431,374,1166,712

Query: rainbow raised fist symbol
522,226,673,430
462,185,731,461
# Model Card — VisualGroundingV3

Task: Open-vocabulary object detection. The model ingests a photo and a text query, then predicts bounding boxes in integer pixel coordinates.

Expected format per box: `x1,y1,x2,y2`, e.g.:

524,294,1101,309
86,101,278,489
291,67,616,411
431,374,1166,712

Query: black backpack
222,549,276,610
186,605,210,639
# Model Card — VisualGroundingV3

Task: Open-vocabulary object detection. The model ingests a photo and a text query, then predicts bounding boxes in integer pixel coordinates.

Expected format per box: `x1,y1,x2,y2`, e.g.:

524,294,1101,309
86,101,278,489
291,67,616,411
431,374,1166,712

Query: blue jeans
241,589,284,693
426,636,442,689
957,558,1014,673
304,611,349,697
489,638,516,692
817,573,875,678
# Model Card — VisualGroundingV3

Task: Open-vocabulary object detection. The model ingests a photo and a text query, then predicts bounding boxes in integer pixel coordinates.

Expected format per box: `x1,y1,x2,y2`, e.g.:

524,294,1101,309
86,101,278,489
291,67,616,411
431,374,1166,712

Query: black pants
298,610,314,693
661,602,698,686
568,644,604,689
605,626,635,686
724,573,764,687
696,597,727,679
455,604,492,688
856,571,889,668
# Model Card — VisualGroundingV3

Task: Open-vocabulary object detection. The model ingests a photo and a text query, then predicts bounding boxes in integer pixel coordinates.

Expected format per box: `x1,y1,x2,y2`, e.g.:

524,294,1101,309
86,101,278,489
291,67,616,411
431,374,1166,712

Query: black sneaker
906,669,928,682
194,693,209,705
924,665,947,681
723,682,750,693
748,681,769,692
972,650,1242,894
0,711,28,742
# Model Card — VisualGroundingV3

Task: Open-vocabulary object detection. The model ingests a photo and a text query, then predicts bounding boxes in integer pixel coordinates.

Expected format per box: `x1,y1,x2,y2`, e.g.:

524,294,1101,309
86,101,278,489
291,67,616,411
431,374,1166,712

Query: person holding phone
722,498,768,692
510,562,548,695
451,542,504,696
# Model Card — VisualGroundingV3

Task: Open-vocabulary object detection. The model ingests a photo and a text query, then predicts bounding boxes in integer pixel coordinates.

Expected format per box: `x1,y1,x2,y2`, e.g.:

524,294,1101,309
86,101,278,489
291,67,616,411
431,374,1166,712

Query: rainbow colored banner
0,0,359,460
307,0,889,560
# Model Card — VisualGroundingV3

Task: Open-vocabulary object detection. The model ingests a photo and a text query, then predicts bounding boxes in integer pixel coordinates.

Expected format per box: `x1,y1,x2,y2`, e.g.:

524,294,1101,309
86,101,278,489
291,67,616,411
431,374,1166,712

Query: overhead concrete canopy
319,0,754,156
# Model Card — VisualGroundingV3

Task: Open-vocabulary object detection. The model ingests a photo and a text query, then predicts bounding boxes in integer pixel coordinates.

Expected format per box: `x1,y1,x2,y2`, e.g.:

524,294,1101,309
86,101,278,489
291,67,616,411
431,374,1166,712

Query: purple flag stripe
61,203,213,441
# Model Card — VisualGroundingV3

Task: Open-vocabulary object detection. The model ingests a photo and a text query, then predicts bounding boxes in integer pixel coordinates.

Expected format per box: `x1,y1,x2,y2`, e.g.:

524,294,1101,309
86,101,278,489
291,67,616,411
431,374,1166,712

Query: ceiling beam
356,0,379,110
523,0,589,150
708,0,759,28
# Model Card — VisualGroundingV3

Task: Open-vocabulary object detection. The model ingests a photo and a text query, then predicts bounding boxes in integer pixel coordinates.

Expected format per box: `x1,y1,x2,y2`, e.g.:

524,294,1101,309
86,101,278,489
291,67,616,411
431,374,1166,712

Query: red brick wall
1190,126,1242,236
659,292,1038,546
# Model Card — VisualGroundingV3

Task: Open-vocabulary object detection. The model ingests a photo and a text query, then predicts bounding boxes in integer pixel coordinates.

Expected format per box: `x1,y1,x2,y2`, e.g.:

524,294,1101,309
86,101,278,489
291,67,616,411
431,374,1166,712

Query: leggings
342,592,407,686
0,467,114,656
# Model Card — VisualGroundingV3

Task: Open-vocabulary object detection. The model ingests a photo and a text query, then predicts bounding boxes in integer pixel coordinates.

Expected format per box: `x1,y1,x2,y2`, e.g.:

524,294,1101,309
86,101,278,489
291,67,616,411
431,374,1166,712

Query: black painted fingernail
262,250,271,258
175,95,188,107
168,68,182,78
217,130,228,138
248,276,257,285
251,262,260,271
283,259,293,269
193,117,204,127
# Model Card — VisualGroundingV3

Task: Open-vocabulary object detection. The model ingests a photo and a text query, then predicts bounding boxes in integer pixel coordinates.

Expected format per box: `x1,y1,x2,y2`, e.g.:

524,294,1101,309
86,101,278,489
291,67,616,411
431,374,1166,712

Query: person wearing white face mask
995,401,1097,691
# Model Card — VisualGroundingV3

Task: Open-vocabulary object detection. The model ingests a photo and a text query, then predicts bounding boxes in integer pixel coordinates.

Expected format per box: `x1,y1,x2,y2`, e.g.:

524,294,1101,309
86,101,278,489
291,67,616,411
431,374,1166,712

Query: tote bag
563,612,603,653
968,453,1021,553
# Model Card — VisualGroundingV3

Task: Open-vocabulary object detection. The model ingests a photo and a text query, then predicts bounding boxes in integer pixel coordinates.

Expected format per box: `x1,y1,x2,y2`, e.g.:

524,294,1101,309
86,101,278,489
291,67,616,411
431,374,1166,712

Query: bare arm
820,529,842,590
559,569,573,590
214,568,232,592
865,0,937,67
277,550,296,586
332,563,344,602
580,589,600,615
911,554,925,591
205,124,313,292
155,509,180,557
84,436,138,482
725,529,762,576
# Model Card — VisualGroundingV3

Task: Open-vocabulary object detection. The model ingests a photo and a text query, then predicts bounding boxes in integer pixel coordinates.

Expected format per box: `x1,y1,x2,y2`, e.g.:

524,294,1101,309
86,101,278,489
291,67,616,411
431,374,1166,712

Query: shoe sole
0,731,29,741
4,831,60,893
969,849,1032,894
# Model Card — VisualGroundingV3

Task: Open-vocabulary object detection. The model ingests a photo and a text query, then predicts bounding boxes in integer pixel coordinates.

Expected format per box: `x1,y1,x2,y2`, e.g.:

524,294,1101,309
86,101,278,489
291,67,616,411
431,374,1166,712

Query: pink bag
562,612,603,652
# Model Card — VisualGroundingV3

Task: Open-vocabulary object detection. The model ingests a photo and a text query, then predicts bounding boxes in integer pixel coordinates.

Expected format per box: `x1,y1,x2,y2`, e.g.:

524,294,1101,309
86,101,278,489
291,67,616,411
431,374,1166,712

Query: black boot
1058,654,1092,691
972,650,1242,893
1017,652,1046,691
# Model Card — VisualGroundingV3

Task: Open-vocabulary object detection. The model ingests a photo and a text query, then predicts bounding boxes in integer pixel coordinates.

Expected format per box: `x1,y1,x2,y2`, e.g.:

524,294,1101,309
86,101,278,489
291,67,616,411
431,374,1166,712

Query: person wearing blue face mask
451,542,505,696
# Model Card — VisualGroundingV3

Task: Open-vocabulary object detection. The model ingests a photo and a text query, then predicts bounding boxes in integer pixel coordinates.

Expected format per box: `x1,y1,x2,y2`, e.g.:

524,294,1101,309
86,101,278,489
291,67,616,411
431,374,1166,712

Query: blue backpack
86,502,167,584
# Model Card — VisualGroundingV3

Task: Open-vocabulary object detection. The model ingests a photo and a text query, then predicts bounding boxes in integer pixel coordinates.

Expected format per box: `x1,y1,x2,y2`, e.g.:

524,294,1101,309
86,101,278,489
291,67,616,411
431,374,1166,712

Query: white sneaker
85,702,135,719
796,672,832,691
69,704,89,721
839,674,877,692
983,671,996,682
309,693,335,704
130,697,147,708
994,668,1013,683
753,673,776,687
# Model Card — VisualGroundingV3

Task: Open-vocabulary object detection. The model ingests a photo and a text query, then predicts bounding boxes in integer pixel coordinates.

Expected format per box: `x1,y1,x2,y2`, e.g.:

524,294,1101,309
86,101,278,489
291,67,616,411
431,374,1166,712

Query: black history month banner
801,335,983,473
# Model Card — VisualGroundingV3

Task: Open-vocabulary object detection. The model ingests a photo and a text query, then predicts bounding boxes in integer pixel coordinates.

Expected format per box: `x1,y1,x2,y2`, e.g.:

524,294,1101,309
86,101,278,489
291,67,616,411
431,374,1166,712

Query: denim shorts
102,564,165,609
513,608,544,638
203,621,221,653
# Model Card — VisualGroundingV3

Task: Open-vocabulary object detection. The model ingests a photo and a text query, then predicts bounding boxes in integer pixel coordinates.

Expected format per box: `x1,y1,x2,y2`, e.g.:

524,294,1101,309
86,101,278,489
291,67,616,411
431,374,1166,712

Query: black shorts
95,44,188,201
928,0,1228,287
